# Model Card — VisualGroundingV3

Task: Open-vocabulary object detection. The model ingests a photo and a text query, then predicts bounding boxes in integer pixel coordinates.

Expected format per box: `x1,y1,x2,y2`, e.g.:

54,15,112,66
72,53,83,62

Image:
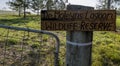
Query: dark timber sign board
41,10,116,31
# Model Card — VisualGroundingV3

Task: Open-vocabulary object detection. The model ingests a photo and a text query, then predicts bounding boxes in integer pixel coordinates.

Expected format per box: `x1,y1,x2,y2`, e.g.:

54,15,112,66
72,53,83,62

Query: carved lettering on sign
41,10,116,31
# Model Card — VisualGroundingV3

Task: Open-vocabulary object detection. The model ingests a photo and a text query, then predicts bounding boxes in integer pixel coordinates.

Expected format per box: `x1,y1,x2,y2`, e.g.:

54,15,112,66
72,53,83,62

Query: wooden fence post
66,5,94,66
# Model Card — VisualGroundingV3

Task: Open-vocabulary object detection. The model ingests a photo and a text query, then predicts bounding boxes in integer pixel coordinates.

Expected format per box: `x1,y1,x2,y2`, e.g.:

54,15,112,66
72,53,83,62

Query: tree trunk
37,10,39,16
18,7,21,17
107,0,111,9
24,0,26,19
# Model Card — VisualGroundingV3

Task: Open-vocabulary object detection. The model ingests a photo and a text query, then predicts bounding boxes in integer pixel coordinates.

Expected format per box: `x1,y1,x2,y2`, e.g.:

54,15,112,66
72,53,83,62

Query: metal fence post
66,5,94,66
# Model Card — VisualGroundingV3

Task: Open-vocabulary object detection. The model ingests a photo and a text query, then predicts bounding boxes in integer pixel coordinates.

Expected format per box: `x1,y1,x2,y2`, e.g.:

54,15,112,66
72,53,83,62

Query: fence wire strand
0,25,60,66
3,29,10,66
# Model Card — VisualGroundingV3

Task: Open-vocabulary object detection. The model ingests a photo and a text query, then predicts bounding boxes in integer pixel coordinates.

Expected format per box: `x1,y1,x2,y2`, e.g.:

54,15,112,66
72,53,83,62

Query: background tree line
7,0,120,18
96,0,120,15
6,0,68,18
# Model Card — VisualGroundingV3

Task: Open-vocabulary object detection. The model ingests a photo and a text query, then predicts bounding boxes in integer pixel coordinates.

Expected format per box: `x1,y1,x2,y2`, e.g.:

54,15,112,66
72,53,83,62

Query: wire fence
0,25,60,66
0,10,18,15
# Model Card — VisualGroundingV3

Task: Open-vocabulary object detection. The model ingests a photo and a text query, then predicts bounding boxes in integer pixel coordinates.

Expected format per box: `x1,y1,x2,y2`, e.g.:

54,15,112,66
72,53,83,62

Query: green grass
0,15,40,28
116,15,120,29
0,15,120,66
92,31,120,66
0,15,55,66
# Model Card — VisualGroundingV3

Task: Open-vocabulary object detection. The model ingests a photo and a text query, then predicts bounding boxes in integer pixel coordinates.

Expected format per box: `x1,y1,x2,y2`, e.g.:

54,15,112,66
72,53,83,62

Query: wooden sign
41,10,116,31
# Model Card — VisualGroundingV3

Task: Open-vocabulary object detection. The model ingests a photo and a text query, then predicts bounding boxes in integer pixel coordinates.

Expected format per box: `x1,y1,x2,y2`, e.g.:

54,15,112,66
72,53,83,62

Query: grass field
0,15,120,66
0,10,18,15
116,15,120,29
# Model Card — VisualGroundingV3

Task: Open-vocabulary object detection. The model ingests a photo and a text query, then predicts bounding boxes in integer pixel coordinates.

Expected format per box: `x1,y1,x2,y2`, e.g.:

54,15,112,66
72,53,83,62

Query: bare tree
96,0,120,10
